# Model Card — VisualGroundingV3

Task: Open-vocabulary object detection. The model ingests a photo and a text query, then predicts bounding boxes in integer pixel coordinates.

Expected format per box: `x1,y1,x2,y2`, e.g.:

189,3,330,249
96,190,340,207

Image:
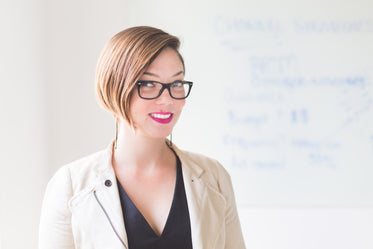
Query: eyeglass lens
138,81,191,99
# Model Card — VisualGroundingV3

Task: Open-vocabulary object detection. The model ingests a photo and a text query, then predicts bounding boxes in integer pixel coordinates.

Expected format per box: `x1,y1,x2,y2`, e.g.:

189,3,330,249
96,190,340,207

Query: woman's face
129,47,186,139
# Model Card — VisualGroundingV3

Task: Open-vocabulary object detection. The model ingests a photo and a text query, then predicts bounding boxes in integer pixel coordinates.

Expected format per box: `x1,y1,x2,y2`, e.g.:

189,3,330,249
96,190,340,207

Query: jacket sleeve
218,165,246,249
39,166,75,249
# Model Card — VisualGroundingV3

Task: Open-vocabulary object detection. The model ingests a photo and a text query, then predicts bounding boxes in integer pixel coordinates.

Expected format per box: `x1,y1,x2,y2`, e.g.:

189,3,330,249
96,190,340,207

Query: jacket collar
166,139,205,178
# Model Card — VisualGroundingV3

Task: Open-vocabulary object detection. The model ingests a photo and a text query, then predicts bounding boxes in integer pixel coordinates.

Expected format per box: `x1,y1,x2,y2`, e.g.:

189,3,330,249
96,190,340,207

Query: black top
117,155,193,249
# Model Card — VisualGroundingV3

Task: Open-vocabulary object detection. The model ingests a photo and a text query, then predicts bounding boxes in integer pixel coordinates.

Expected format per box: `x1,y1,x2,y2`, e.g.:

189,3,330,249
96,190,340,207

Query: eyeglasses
136,80,193,100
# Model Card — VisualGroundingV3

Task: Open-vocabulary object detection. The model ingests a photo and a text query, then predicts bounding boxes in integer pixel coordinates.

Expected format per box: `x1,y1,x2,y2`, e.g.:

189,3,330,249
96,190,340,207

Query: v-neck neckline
117,161,180,238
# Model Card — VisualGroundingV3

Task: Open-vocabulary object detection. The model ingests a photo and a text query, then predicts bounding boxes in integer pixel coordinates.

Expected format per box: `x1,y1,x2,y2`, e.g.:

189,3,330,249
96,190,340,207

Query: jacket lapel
69,146,128,249
93,176,128,248
175,147,226,249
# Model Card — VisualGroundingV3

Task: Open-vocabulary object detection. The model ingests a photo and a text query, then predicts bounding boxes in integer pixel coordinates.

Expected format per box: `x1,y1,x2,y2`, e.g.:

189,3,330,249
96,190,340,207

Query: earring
114,120,118,150
170,132,173,147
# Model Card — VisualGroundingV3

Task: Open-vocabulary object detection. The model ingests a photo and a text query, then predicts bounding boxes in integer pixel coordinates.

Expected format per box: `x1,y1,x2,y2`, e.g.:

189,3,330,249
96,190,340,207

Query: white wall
0,0,48,248
45,0,127,171
239,207,373,249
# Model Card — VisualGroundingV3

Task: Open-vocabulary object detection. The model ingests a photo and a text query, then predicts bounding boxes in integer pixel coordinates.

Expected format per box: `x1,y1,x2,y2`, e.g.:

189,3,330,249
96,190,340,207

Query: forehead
144,48,184,77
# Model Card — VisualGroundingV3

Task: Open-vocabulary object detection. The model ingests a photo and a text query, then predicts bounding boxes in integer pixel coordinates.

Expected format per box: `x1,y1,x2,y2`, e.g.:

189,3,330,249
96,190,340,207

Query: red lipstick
149,112,173,124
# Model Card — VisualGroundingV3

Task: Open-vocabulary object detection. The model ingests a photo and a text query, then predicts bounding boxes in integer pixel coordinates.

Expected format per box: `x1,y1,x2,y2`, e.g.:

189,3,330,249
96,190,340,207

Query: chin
142,127,173,140
154,131,173,139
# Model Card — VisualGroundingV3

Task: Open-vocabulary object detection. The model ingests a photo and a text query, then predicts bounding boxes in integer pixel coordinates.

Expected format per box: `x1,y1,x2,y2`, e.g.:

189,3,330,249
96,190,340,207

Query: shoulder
179,149,228,174
47,146,112,194
174,146,232,190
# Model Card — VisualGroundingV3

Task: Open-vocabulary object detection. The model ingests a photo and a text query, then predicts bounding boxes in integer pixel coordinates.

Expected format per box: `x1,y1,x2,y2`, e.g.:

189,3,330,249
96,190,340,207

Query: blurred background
1,0,373,248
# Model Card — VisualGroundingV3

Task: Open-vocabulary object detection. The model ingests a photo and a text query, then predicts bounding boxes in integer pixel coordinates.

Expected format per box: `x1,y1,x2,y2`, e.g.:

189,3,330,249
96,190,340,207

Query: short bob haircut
95,26,184,125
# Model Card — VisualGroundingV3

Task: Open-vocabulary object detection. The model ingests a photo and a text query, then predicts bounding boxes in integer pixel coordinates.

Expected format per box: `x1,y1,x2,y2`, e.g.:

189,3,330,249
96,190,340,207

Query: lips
149,112,173,124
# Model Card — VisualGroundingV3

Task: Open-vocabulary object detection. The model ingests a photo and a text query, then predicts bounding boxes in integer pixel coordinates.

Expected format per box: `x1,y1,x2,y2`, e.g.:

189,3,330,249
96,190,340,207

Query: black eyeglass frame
136,80,193,100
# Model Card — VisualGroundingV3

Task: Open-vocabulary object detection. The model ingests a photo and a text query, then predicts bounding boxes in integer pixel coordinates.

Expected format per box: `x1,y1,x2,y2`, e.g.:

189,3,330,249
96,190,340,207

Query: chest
117,161,193,249
116,166,176,236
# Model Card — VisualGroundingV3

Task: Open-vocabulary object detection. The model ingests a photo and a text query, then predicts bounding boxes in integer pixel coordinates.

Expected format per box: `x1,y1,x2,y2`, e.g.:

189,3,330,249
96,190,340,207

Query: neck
112,122,173,172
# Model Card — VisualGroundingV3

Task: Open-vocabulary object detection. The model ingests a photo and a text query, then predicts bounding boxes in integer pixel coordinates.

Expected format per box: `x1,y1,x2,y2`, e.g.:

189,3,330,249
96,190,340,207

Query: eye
171,81,184,88
139,81,156,88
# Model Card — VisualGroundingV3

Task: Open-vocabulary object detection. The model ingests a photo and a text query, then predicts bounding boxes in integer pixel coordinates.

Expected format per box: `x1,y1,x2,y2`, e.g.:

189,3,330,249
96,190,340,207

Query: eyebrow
142,70,184,78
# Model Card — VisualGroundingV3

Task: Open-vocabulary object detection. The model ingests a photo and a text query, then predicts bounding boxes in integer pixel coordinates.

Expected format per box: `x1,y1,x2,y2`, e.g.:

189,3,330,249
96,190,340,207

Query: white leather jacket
39,142,246,249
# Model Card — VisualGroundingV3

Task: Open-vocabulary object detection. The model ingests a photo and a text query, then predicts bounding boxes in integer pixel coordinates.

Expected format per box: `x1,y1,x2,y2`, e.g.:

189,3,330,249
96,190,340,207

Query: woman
39,26,246,249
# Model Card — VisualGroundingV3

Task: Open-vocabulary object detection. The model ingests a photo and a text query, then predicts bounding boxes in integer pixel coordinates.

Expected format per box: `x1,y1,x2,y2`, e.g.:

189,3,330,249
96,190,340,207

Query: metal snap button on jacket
104,179,112,187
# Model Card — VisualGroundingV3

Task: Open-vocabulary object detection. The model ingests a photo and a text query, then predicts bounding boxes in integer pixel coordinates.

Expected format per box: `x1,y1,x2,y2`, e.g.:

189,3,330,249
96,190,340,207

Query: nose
155,88,174,105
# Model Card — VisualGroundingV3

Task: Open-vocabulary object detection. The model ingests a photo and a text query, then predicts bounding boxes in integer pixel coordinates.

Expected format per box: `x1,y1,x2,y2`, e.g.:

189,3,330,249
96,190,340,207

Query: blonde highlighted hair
95,26,184,124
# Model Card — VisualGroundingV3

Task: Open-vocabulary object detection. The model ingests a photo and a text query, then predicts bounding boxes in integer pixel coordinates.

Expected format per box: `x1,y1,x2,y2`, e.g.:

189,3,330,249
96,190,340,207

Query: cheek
129,95,147,121
175,100,186,113
131,102,147,118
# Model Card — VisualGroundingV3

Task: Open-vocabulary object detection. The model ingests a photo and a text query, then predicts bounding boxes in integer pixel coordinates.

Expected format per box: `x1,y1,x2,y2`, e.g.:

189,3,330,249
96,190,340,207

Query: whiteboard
124,0,373,207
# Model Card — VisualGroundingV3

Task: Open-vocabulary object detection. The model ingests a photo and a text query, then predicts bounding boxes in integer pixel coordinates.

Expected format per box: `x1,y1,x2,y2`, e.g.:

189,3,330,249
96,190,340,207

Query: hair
95,26,184,125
